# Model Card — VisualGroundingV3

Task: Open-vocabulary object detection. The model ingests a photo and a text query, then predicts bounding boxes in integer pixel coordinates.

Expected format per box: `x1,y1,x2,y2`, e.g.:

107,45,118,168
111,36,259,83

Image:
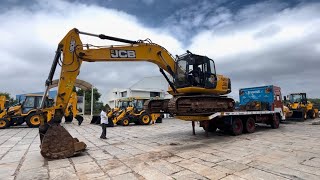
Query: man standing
100,107,108,139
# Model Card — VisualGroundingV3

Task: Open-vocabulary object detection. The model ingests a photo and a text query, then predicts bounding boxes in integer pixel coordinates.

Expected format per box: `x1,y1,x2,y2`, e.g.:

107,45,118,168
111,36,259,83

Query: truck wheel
244,117,255,133
0,118,9,129
139,113,151,125
271,115,280,129
120,118,130,126
231,118,243,136
26,113,41,128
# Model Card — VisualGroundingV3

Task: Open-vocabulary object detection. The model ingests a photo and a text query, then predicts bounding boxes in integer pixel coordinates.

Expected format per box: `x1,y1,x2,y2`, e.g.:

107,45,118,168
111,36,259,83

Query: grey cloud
0,0,319,103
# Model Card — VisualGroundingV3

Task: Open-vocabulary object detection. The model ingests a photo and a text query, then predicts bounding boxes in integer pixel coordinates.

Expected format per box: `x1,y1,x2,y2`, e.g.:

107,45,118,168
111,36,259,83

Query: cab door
204,59,218,88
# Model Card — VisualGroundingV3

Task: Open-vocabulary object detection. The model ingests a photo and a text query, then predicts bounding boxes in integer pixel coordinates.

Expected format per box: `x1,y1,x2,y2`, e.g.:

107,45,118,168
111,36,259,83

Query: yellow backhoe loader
118,97,162,126
284,93,319,120
0,93,80,129
111,97,162,126
0,94,54,128
38,28,233,159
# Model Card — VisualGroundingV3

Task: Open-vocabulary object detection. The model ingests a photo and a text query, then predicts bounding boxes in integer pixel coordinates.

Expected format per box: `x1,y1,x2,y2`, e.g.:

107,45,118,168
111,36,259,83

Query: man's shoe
100,137,107,139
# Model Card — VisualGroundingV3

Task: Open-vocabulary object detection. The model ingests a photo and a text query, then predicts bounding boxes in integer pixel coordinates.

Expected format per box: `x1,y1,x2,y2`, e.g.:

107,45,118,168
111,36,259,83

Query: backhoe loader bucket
90,115,100,124
75,115,84,125
289,110,307,120
40,123,86,159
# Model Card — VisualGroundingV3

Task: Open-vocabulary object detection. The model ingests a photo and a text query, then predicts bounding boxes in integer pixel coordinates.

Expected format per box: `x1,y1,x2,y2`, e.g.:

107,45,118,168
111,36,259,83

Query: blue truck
198,85,285,136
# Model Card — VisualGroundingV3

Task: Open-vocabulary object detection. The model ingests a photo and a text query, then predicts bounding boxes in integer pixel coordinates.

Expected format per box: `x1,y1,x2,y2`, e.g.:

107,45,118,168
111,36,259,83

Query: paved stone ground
0,117,320,180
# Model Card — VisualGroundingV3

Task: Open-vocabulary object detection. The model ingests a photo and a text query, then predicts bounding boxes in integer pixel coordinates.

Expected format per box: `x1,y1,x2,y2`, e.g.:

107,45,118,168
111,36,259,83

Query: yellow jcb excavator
38,28,233,159
0,94,53,128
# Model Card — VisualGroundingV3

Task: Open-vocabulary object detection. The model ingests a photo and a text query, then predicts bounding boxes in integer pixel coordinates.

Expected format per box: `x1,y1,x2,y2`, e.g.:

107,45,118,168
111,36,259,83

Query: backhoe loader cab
288,93,307,104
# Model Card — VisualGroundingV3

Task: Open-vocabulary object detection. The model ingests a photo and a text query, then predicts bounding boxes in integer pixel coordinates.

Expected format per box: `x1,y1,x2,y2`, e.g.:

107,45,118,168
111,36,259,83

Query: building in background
16,90,57,103
105,76,172,108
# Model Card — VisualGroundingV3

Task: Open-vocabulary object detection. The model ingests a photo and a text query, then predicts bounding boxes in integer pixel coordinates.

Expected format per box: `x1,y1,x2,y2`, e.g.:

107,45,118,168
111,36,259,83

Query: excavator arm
38,28,179,159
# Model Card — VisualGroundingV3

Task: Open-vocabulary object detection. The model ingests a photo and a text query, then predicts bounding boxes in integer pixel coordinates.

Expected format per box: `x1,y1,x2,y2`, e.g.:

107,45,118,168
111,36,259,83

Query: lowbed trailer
188,85,285,136
195,110,283,136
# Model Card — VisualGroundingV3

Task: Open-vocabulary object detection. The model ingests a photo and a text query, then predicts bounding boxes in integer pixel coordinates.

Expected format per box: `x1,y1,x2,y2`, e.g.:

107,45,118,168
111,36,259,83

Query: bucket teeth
40,123,86,159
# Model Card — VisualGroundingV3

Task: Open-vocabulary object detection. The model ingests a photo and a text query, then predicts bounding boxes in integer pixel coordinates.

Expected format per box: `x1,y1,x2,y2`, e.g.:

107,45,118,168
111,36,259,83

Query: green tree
0,92,18,106
75,88,102,115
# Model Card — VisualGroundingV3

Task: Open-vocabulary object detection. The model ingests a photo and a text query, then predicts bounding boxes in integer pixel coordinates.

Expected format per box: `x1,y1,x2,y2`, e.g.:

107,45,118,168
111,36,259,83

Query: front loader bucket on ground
90,115,100,124
288,110,306,121
75,115,84,125
40,123,86,159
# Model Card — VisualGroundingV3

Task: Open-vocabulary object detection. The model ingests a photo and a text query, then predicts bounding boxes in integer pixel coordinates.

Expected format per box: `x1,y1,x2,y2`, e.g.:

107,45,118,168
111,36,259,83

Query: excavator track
145,96,234,116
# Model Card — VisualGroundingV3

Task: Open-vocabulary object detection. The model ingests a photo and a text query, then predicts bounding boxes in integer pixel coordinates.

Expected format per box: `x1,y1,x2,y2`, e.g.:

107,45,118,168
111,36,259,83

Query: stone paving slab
0,117,319,180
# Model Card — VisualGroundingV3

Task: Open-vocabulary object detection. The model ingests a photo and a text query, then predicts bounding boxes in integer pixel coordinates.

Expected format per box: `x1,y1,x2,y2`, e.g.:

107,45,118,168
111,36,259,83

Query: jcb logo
110,50,136,58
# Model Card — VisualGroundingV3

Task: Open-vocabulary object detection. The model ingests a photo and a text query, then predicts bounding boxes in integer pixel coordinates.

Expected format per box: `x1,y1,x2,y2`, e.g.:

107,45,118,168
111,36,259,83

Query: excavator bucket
40,123,86,159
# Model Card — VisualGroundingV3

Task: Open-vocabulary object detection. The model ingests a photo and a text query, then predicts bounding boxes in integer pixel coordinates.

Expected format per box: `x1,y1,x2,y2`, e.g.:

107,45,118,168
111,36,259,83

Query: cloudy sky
0,0,319,102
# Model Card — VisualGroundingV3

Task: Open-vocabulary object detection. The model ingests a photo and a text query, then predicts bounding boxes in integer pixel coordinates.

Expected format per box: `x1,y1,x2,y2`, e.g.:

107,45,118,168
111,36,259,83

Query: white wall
105,76,173,107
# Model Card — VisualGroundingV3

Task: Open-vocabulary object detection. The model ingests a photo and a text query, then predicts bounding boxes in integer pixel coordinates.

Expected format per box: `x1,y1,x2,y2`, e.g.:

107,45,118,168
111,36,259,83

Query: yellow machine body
38,28,233,159
286,93,319,120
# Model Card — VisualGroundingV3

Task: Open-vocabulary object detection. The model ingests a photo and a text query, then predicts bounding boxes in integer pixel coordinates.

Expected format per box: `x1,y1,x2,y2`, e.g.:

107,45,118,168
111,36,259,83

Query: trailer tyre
271,115,280,129
244,117,255,133
231,118,243,136
0,118,9,129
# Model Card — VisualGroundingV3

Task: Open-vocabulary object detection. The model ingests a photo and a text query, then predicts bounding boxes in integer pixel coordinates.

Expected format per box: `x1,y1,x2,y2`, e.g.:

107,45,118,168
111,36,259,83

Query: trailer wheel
244,117,255,133
271,115,280,129
0,118,9,129
202,123,217,132
231,118,243,136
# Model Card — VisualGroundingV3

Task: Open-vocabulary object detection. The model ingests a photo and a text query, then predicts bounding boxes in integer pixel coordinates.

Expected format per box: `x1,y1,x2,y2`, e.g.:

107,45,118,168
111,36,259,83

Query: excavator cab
175,52,218,89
